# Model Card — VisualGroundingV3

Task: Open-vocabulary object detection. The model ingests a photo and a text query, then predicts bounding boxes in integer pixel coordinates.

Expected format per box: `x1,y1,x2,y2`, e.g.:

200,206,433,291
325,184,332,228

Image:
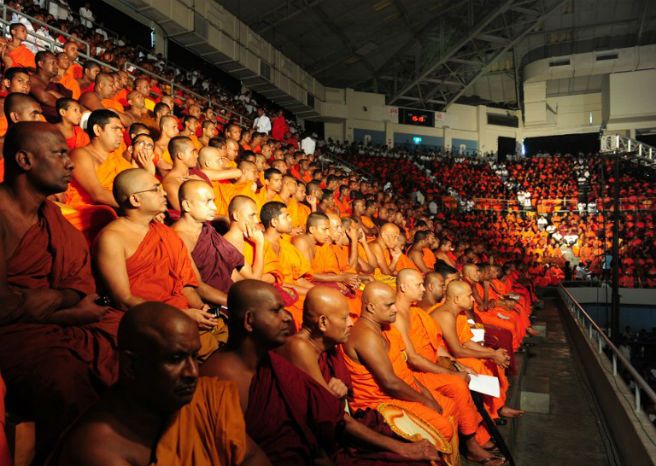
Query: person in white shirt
300,133,316,155
79,3,95,28
252,107,271,134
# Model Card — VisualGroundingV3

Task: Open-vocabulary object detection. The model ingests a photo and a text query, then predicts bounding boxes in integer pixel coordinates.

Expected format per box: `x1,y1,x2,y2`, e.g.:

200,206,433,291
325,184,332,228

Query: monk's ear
318,315,328,332
119,350,138,381
14,150,34,171
180,199,191,213
128,193,141,209
244,310,255,333
93,123,102,138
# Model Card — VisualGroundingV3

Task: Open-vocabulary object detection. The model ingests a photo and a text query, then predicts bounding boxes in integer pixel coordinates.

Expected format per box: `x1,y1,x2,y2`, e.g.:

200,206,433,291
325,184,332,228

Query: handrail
558,284,656,413
1,3,91,56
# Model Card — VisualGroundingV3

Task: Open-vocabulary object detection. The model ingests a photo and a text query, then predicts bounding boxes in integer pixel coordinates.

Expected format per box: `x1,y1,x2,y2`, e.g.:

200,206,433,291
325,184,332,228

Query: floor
512,296,616,466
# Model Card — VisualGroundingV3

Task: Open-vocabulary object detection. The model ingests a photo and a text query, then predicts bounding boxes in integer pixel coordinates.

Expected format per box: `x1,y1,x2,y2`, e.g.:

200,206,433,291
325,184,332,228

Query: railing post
635,386,641,413
612,354,617,376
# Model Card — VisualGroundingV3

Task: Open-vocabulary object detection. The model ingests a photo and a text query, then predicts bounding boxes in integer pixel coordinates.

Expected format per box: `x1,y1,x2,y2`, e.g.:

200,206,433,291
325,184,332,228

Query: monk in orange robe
292,181,312,231
369,223,418,275
342,282,456,457
463,264,523,351
67,109,131,209
213,160,258,217
407,231,435,273
94,169,222,358
432,281,523,421
3,24,35,68
0,123,122,463
260,201,314,327
393,270,495,458
79,73,131,127
50,302,266,466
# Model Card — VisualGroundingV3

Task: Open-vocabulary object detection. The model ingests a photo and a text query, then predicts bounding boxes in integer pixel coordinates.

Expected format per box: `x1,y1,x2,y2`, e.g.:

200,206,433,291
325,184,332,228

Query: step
519,375,551,414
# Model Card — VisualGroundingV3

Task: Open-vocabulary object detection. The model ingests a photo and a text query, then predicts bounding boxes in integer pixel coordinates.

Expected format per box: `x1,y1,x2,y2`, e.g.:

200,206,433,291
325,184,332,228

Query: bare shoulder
280,334,313,359
292,234,309,247
200,350,245,381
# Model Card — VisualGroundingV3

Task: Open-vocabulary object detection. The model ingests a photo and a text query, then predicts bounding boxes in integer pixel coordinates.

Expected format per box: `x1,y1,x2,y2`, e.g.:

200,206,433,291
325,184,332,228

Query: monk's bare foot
526,327,539,337
466,437,499,463
499,406,525,418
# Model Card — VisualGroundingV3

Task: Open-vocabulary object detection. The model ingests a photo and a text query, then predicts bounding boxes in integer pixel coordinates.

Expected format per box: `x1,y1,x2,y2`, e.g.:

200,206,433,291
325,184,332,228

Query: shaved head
198,146,220,167
226,280,291,347
361,281,398,324
117,301,200,411
4,93,42,124
462,263,479,281
112,168,155,207
396,268,424,302
228,194,256,218
302,286,352,343
179,179,212,204
445,280,474,312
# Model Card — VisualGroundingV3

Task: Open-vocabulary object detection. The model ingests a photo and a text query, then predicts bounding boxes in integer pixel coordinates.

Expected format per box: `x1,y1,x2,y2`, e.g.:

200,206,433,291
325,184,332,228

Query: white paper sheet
471,328,485,343
468,374,500,398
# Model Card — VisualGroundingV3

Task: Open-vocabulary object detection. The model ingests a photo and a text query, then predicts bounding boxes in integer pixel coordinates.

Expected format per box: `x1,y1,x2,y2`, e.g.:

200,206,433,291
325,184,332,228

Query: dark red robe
0,200,121,462
192,222,244,293
245,352,343,466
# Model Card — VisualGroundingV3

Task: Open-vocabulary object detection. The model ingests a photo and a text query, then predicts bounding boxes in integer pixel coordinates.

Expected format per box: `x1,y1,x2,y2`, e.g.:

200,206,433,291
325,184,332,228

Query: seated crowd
0,29,547,463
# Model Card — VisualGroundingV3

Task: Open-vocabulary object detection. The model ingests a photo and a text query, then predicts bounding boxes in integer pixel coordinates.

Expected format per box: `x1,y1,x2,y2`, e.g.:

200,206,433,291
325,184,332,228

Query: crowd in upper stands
0,2,655,466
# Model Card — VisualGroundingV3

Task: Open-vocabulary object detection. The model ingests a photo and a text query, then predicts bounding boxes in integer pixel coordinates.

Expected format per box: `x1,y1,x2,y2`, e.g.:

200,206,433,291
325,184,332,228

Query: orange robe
342,326,454,441
7,44,35,68
473,283,522,351
296,203,311,231
423,248,437,270
262,236,311,328
0,115,8,138
212,181,256,217
125,222,198,309
57,202,117,245
312,243,341,275
61,67,81,99
66,149,133,208
454,313,508,419
406,307,489,444
155,377,247,465
64,125,90,151
381,247,418,274
102,98,124,113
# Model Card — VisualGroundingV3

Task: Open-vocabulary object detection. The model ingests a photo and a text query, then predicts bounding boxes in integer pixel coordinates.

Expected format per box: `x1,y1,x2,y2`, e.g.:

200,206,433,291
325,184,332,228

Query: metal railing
1,4,251,126
558,285,656,413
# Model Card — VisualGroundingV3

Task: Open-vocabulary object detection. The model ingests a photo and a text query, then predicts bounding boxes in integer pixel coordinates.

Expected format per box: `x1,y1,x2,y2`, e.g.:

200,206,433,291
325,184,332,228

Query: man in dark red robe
0,122,121,462
200,280,346,466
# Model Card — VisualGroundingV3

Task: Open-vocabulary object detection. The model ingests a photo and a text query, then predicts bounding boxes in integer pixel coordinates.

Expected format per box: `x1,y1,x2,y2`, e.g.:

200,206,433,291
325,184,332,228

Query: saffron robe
7,44,35,68
66,149,133,208
124,222,198,309
405,307,489,444
246,352,343,466
0,200,120,460
64,125,90,151
192,222,244,293
342,326,454,441
154,377,247,466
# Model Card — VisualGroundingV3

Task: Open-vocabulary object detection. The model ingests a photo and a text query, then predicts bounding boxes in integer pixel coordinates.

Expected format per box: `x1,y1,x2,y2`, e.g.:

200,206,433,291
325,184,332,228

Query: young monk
213,160,259,217
393,270,500,464
407,230,435,273
0,67,31,137
0,122,121,462
254,167,284,211
162,136,206,213
2,24,35,69
341,281,456,457
55,98,89,151
50,302,269,466
93,168,220,359
293,212,361,288
278,286,440,465
223,195,265,280
173,180,245,304
67,109,131,208
154,114,179,172
79,73,131,127
432,281,523,421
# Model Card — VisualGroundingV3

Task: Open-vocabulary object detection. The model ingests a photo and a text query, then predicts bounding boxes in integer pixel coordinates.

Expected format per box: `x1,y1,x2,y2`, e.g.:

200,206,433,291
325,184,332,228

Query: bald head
226,280,290,347
112,168,154,207
381,223,400,236
118,301,198,354
117,301,200,410
303,286,352,343
179,179,212,204
361,281,398,324
228,194,256,218
462,263,479,281
198,146,220,167
396,268,425,302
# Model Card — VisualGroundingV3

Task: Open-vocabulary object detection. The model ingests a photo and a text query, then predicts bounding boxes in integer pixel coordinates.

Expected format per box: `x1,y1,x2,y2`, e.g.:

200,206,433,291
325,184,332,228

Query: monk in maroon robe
193,222,245,293
0,122,121,463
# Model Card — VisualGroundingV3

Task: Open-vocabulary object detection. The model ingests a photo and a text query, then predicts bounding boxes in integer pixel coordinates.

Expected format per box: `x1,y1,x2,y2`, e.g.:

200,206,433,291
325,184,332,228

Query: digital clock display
398,108,435,127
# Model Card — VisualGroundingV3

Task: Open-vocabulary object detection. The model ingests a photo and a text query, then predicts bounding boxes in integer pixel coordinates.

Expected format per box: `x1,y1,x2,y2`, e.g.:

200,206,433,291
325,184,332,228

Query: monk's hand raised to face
245,223,264,245
393,439,439,461
306,195,317,209
183,308,217,331
327,377,348,398
391,246,402,260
